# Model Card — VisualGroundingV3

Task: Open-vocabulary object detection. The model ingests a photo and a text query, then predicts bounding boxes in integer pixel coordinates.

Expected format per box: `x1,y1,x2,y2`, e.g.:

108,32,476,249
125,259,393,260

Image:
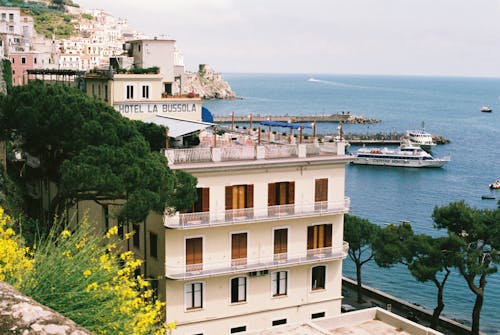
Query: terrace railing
165,242,349,280
165,198,350,229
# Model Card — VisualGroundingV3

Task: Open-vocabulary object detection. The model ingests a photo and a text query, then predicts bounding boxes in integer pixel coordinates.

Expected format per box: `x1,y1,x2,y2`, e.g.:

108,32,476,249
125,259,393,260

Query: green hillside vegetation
0,0,87,39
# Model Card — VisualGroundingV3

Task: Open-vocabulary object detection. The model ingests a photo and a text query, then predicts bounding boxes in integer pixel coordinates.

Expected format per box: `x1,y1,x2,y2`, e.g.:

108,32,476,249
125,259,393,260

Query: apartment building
133,136,352,335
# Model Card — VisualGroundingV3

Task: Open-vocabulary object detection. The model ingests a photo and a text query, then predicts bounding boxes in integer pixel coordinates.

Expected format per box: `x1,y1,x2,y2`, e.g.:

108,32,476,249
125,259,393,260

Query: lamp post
258,127,261,145
268,116,272,143
249,113,253,131
312,120,317,141
288,119,293,144
231,111,235,130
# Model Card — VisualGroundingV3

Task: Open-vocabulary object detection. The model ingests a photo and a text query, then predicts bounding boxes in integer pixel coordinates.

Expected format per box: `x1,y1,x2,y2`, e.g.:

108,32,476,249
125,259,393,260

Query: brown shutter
315,179,328,202
246,184,254,208
288,182,295,204
186,237,203,265
307,226,314,250
325,224,332,247
225,186,233,210
232,233,247,260
201,188,210,212
268,183,276,206
274,228,288,254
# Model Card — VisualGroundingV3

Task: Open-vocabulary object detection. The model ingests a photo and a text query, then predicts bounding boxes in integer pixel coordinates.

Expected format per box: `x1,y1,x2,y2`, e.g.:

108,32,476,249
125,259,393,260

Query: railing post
298,143,307,158
337,141,346,155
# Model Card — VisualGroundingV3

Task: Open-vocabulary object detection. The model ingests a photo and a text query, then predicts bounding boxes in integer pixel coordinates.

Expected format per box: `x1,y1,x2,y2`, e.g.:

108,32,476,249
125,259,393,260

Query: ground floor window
230,326,246,334
271,271,287,296
231,277,247,303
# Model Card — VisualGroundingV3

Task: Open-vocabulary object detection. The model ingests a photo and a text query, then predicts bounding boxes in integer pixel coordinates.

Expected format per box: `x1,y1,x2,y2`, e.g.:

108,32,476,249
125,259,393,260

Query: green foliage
0,81,197,226
81,13,93,20
432,201,500,335
2,59,12,93
133,120,167,152
372,222,414,267
33,12,75,38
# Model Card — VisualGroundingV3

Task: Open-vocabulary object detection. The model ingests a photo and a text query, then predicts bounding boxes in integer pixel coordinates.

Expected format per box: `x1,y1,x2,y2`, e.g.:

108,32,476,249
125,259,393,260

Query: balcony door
186,237,203,271
231,232,247,266
307,224,332,256
314,178,328,211
274,228,288,261
225,185,254,219
268,181,295,215
181,187,209,224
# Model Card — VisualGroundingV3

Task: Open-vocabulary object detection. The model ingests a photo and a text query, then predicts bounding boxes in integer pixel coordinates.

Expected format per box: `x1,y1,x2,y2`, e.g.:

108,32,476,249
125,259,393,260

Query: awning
259,120,312,129
202,106,214,123
143,114,214,138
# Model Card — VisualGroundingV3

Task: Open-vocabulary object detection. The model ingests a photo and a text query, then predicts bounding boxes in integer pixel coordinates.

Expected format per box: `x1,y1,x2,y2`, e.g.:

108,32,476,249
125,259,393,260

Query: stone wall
182,64,236,99
0,281,92,335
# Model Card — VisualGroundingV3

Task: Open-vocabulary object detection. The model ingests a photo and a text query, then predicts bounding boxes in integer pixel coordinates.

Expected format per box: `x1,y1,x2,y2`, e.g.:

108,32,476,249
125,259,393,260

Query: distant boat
403,129,436,150
481,195,495,200
489,180,500,189
308,78,320,82
480,106,492,113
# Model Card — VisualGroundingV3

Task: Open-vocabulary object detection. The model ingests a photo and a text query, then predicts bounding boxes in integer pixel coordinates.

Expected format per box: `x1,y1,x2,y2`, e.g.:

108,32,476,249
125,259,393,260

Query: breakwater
214,113,380,124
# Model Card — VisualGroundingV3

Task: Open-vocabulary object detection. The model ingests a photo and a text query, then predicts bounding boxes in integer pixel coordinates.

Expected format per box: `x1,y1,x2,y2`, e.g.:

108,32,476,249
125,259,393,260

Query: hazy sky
77,0,500,77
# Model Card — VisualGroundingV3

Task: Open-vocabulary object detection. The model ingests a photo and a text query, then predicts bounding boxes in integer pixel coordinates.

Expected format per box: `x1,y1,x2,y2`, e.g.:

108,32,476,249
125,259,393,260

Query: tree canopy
0,81,197,225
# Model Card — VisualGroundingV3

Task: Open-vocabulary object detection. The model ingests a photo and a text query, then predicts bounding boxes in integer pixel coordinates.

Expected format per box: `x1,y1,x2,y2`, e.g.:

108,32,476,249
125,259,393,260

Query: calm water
204,73,500,334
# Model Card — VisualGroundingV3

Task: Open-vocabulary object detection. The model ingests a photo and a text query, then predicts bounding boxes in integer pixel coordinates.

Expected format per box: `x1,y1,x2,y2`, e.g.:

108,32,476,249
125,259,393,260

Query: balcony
164,198,350,229
165,142,348,167
165,242,349,280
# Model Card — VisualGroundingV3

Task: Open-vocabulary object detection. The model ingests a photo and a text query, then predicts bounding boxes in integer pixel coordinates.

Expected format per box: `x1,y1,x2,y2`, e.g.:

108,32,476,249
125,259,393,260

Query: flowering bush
0,205,172,335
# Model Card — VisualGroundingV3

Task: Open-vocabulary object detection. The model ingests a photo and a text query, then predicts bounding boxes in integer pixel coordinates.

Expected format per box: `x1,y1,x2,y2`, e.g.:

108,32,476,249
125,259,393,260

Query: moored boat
481,106,492,113
403,129,436,150
351,143,450,168
489,180,500,189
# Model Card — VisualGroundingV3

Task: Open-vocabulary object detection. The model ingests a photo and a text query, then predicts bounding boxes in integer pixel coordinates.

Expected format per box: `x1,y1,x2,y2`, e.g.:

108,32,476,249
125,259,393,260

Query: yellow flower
62,250,72,259
61,230,71,239
124,231,135,240
83,269,92,278
85,282,99,292
105,226,118,238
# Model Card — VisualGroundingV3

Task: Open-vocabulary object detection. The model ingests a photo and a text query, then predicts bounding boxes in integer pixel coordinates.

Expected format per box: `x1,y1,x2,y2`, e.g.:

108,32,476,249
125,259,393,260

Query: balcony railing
165,243,349,280
165,142,346,166
164,198,350,229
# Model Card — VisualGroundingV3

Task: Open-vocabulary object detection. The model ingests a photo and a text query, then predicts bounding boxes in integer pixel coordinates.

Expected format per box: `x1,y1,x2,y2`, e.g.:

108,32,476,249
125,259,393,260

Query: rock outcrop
0,281,92,335
183,64,236,99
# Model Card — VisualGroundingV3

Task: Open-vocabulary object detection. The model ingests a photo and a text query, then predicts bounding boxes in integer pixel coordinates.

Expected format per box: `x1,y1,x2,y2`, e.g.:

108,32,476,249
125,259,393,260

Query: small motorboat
481,106,492,113
489,180,500,189
481,195,495,200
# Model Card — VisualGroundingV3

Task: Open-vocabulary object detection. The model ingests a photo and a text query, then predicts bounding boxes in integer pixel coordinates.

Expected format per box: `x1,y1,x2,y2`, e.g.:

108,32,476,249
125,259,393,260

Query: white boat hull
352,156,449,168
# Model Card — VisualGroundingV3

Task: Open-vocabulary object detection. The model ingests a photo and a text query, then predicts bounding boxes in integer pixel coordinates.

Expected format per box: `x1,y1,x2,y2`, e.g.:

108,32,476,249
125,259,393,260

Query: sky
77,0,500,77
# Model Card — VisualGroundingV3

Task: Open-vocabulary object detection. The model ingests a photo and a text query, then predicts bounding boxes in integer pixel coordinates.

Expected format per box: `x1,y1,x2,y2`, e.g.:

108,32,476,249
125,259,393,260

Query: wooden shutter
315,179,328,202
201,188,210,212
274,228,288,254
268,183,276,206
246,184,254,208
288,182,295,204
225,186,233,210
325,224,332,248
307,226,314,250
232,233,247,260
186,237,202,265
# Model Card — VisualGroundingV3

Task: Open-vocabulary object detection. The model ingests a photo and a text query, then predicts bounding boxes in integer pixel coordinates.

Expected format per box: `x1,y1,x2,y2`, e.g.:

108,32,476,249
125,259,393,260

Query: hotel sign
116,102,198,115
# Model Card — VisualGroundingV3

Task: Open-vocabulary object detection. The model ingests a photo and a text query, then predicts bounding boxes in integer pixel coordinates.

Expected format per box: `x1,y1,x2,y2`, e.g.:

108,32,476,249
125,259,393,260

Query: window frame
311,265,327,291
125,83,135,100
271,270,288,297
184,282,204,310
230,276,247,304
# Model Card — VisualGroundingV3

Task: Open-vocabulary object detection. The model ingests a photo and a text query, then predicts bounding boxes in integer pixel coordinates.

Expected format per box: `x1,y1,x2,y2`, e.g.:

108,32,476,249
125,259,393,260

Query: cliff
183,64,236,99
0,281,92,335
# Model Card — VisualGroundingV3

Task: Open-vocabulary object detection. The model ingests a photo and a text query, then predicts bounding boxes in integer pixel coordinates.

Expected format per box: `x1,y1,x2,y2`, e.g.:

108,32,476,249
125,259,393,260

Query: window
314,178,328,210
8,25,13,32
230,326,246,334
307,224,332,255
273,228,287,261
231,233,247,266
230,277,247,303
9,13,14,21
132,223,140,248
272,319,287,326
34,58,37,64
268,182,294,215
1,13,5,20
311,312,325,319
271,271,287,296
126,84,134,99
225,185,254,219
186,237,203,271
150,232,158,258
181,187,210,224
311,265,326,290
185,282,203,310
104,84,108,102
142,85,149,99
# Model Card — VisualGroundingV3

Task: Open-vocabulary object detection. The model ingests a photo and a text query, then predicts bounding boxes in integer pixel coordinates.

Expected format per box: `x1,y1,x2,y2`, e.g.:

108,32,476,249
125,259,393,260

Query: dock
214,113,380,124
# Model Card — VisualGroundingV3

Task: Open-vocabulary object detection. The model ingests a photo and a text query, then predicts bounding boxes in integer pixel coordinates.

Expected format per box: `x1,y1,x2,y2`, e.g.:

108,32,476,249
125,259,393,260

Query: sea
203,73,500,334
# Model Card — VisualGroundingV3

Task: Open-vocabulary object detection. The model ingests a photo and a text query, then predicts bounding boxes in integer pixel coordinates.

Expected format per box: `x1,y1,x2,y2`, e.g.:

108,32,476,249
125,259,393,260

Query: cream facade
152,141,352,335
84,72,202,121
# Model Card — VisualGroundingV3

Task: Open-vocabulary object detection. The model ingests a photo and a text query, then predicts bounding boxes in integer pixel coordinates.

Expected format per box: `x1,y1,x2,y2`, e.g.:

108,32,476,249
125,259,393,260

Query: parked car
341,304,356,313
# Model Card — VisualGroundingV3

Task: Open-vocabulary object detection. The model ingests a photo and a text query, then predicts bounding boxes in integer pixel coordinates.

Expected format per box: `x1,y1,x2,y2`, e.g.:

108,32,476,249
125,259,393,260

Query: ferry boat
352,143,450,168
403,129,436,150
